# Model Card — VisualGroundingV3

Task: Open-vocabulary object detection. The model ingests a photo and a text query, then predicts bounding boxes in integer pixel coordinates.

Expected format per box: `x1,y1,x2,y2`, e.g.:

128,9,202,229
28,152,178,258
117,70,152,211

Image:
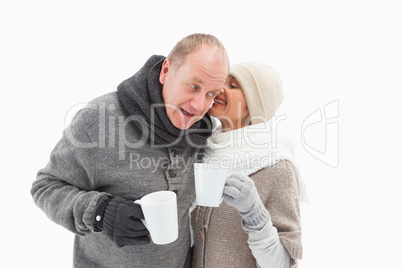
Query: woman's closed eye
229,83,238,89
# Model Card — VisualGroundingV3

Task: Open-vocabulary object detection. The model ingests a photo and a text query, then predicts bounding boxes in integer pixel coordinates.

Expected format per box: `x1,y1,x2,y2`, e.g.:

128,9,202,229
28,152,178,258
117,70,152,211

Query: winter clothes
192,161,302,268
230,62,283,124
31,55,212,267
191,120,303,267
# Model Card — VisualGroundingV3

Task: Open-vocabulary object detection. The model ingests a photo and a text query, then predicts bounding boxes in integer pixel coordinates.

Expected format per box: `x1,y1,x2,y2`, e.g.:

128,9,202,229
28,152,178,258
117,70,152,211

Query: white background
2,1,401,267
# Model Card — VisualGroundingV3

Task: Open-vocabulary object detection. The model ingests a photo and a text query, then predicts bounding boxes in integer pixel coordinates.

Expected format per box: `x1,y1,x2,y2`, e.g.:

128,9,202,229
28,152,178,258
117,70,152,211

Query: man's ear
159,59,170,84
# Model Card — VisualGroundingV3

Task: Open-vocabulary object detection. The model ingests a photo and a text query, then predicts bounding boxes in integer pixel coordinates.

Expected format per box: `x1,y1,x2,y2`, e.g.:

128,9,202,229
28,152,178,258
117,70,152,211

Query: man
31,33,229,267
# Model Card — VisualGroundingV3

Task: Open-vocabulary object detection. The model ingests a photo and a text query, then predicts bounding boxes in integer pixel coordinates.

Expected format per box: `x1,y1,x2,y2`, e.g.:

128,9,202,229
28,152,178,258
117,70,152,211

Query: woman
191,62,305,267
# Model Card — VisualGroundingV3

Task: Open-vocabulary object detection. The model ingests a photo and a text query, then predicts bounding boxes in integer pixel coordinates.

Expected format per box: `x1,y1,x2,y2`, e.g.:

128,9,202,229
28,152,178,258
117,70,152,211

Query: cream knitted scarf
203,118,309,203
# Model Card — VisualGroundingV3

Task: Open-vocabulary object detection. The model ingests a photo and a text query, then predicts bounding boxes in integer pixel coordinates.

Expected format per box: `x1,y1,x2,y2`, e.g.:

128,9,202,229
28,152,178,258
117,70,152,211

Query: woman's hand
223,172,270,231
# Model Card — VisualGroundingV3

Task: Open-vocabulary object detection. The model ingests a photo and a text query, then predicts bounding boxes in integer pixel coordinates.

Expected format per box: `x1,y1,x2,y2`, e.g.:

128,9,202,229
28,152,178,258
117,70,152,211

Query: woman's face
208,75,249,131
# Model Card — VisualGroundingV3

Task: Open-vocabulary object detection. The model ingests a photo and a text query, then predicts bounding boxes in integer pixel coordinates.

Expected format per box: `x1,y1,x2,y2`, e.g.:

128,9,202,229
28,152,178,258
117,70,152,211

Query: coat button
169,170,177,178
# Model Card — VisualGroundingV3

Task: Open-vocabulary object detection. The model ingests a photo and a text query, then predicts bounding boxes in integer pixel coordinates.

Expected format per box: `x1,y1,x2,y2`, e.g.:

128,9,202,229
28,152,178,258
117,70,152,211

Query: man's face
160,45,229,130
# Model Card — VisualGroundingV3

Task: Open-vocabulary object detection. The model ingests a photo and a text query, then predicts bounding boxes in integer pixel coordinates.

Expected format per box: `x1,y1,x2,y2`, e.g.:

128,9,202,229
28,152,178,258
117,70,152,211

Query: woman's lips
213,97,226,106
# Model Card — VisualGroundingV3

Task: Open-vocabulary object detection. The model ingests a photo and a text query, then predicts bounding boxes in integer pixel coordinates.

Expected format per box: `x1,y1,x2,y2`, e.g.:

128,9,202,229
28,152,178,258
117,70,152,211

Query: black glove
93,194,150,247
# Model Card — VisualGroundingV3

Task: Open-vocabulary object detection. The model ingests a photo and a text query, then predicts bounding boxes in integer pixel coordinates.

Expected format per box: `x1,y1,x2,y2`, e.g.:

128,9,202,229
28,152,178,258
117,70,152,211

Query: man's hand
93,194,150,247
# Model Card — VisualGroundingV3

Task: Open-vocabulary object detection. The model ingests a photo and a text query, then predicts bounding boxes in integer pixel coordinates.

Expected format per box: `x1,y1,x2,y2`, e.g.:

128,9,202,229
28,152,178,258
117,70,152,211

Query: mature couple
31,33,303,268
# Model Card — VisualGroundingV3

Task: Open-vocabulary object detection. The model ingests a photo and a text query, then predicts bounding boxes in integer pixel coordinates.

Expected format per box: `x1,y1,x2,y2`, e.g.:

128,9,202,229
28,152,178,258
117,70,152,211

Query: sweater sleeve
31,107,105,235
269,161,303,261
249,161,303,267
247,218,291,268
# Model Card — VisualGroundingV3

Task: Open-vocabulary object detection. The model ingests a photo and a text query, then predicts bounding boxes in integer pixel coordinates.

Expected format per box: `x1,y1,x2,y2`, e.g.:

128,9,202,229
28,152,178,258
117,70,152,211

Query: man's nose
190,93,206,112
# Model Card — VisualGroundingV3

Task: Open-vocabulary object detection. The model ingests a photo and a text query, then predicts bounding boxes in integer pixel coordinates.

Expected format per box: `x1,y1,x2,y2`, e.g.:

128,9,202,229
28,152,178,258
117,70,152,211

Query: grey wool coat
31,55,211,268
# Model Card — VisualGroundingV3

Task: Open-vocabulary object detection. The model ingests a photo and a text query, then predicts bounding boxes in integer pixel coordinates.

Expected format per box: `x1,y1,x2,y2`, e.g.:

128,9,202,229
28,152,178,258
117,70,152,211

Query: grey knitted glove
223,172,271,231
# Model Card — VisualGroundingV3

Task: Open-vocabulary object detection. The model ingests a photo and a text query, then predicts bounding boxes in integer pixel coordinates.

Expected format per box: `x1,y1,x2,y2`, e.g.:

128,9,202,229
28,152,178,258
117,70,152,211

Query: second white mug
193,162,230,207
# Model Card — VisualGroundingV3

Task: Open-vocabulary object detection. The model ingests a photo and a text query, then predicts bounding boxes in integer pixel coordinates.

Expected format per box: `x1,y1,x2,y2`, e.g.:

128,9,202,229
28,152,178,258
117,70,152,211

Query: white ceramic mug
193,163,230,207
134,191,178,245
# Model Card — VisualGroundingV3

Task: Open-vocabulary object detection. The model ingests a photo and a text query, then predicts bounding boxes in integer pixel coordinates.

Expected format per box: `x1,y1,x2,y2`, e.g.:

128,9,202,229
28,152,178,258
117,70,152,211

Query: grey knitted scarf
117,55,212,148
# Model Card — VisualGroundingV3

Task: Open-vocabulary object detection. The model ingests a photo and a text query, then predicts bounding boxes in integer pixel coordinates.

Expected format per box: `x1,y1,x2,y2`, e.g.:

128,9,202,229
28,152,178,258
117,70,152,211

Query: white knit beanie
230,62,283,124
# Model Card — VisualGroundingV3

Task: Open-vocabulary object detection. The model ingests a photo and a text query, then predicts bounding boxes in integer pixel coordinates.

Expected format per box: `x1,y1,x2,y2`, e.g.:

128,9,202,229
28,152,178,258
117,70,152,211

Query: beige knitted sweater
191,160,302,268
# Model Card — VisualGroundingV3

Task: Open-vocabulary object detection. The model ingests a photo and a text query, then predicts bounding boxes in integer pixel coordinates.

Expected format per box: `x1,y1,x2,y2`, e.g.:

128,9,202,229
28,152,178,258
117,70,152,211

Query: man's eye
207,92,216,97
190,84,198,90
